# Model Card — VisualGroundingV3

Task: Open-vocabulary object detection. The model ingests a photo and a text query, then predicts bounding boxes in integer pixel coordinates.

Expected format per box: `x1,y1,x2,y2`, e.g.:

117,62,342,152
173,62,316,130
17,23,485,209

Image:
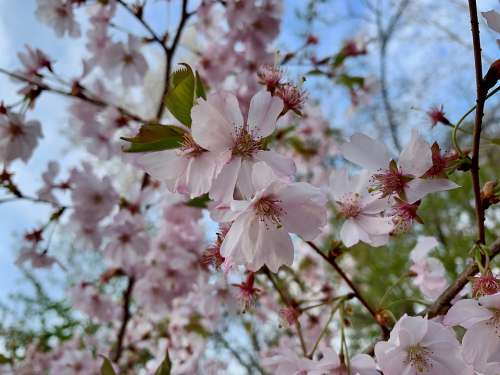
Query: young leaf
165,64,195,127
195,71,207,100
336,74,364,89
100,357,117,375
184,193,211,209
121,123,186,153
154,351,172,375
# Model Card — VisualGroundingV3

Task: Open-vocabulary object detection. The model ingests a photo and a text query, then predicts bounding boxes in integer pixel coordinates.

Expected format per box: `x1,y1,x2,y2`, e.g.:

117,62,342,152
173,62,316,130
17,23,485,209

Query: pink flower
262,348,315,375
340,131,459,203
330,169,393,247
70,162,118,225
15,247,58,269
219,162,326,272
35,0,81,38
69,282,118,322
0,112,43,164
16,45,52,80
102,35,148,87
444,293,500,366
36,161,61,205
409,236,447,300
375,314,468,375
309,348,378,375
191,90,295,202
427,105,451,127
137,132,223,198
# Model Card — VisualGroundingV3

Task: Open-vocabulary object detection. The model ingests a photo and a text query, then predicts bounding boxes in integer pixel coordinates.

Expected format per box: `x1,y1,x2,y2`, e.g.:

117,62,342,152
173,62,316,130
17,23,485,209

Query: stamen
371,160,410,198
232,126,261,158
336,193,362,218
180,133,206,157
254,195,284,229
405,344,433,373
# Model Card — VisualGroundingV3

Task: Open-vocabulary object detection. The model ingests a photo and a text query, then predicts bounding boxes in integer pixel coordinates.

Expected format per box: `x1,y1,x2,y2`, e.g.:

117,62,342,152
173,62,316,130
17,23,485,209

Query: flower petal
247,90,283,138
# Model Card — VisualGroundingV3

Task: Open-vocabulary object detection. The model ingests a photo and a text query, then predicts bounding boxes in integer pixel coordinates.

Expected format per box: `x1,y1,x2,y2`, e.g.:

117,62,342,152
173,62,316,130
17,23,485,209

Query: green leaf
165,64,196,127
100,357,116,375
184,193,211,209
331,52,347,68
121,123,186,153
336,74,364,89
154,351,172,375
195,71,207,100
0,354,10,364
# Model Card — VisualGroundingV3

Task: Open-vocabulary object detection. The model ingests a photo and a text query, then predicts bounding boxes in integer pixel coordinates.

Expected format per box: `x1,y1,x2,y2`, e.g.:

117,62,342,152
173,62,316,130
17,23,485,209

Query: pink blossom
309,348,378,375
36,0,81,38
191,90,295,202
70,162,118,225
69,282,118,322
219,162,326,272
16,45,52,80
0,112,43,164
444,293,500,366
409,236,447,300
262,348,315,375
375,314,468,375
36,161,61,205
102,35,148,87
330,169,393,247
15,246,58,269
138,132,223,198
340,131,459,203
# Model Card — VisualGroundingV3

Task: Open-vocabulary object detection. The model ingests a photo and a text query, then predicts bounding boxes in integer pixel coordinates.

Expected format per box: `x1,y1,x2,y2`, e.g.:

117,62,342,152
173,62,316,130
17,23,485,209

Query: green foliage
164,64,207,127
184,193,211,209
100,357,117,375
154,351,172,375
121,123,186,153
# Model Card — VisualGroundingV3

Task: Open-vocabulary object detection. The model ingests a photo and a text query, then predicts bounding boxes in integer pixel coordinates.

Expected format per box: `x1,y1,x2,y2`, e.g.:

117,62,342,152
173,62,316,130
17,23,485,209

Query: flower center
232,127,261,158
254,195,284,229
405,344,433,373
180,133,206,158
372,161,410,198
8,122,24,137
336,193,362,218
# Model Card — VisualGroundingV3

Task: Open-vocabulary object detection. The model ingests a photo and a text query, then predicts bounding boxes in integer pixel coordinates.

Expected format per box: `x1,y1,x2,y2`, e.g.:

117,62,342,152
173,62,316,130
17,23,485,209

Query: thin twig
156,0,192,119
263,268,308,356
112,276,135,362
467,0,487,244
306,241,390,339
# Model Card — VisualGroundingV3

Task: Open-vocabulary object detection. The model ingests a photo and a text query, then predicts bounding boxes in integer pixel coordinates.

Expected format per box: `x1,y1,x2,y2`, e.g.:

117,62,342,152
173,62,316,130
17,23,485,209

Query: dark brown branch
156,0,192,119
306,241,390,339
112,276,135,362
467,0,487,244
0,68,146,123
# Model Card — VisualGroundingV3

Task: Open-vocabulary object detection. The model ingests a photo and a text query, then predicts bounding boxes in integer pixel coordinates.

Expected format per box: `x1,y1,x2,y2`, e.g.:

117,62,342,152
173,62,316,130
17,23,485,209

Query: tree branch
306,241,390,339
156,0,192,119
112,276,135,362
467,0,487,244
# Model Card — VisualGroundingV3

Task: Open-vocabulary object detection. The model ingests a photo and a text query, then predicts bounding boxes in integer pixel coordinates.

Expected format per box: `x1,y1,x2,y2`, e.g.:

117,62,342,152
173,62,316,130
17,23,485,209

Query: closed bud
484,59,500,91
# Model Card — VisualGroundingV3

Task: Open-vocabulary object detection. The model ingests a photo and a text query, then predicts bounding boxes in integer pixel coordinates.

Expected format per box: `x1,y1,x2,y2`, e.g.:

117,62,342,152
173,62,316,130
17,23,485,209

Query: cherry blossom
35,0,81,38
330,169,393,247
409,236,447,300
309,348,378,375
219,162,326,272
191,90,295,202
340,131,459,203
262,348,315,375
69,282,118,322
137,132,223,198
0,111,43,164
375,314,468,375
444,293,500,366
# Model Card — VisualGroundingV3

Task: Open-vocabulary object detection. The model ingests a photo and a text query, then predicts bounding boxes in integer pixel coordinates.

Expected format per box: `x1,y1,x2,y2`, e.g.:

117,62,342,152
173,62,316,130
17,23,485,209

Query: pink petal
340,133,390,171
405,178,459,203
247,90,283,138
399,130,432,177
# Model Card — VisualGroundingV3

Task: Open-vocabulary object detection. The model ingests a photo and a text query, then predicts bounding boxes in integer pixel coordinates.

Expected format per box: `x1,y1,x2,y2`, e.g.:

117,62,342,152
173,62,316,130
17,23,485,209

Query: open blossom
36,0,81,38
15,247,58,269
138,132,223,198
262,348,315,375
103,35,148,87
340,131,459,203
191,90,295,202
444,293,500,366
375,314,468,375
309,348,378,375
69,283,118,322
330,169,393,247
219,162,326,272
0,112,43,164
36,160,63,205
70,162,119,224
409,236,447,300
16,45,52,80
